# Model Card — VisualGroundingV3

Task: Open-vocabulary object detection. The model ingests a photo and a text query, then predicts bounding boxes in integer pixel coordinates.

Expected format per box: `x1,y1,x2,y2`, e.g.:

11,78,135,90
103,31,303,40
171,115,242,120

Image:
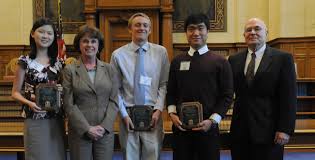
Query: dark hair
184,13,210,31
73,25,104,59
29,18,58,65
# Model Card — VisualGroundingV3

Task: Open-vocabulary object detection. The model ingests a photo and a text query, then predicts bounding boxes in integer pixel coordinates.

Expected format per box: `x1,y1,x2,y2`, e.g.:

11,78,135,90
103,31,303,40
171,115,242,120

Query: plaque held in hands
179,102,203,129
128,105,153,131
35,83,61,113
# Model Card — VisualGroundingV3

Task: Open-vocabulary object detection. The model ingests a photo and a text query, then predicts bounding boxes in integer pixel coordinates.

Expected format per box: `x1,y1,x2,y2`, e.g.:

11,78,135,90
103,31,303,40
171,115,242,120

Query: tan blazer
62,58,119,136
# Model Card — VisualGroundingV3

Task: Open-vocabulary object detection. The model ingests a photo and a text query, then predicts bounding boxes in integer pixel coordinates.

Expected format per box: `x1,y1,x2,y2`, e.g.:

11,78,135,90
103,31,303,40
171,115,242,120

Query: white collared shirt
244,44,266,75
111,41,169,118
187,45,209,56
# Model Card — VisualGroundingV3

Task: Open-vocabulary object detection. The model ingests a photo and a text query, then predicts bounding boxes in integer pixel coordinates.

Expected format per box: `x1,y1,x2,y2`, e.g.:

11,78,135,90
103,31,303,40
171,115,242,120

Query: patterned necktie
134,47,145,105
245,52,256,85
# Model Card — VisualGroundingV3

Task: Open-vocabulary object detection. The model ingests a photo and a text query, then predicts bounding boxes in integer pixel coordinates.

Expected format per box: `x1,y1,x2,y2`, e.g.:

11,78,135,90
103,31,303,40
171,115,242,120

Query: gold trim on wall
173,0,226,32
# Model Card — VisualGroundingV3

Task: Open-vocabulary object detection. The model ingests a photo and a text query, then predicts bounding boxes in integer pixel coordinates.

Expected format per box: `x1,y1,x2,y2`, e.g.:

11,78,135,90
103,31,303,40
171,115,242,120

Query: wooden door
99,11,159,62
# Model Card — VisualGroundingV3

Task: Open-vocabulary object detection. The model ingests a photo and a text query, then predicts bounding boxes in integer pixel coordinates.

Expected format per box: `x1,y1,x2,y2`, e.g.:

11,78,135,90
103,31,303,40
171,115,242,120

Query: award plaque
179,102,203,129
35,83,61,112
128,105,153,131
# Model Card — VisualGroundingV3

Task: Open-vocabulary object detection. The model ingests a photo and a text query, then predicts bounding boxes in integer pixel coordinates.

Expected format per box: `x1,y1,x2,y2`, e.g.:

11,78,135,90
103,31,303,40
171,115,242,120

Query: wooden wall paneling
304,43,315,77
294,46,308,78
173,43,247,59
97,0,160,9
161,12,173,60
279,43,293,53
84,0,97,26
309,51,315,78
99,12,129,62
0,37,314,79
234,43,247,54
84,0,96,11
161,0,174,60
0,46,27,80
211,50,230,58
295,55,307,78
149,11,160,44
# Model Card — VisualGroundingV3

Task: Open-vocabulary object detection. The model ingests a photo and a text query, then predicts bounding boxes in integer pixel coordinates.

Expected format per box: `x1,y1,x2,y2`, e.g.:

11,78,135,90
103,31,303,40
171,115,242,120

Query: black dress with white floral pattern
18,55,65,119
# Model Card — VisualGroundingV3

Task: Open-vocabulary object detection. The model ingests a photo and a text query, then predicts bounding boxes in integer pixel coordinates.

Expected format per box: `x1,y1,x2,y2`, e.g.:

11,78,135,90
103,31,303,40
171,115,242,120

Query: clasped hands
169,113,213,132
87,125,105,141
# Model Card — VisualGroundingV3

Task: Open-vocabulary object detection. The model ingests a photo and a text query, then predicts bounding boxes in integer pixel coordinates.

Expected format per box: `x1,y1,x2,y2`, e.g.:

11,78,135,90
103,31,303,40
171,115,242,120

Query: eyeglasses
245,26,263,33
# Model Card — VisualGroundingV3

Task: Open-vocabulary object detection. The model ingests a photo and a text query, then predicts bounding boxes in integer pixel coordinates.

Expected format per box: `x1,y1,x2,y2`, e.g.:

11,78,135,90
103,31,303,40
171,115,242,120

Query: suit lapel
255,46,273,78
94,59,105,92
75,58,96,93
238,50,247,80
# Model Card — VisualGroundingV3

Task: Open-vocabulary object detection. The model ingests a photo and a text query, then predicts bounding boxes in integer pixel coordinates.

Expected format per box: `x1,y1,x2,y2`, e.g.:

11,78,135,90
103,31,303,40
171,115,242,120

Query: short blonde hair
128,12,151,28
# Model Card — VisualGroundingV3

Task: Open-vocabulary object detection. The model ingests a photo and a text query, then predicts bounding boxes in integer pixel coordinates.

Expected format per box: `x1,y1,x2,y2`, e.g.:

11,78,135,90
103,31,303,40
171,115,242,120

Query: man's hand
123,116,134,132
274,131,290,145
150,109,161,129
192,119,212,132
169,113,186,131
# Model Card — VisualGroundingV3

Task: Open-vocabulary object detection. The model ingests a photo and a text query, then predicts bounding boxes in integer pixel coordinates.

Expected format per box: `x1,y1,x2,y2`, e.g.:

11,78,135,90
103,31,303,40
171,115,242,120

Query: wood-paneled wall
0,45,79,80
0,37,314,80
0,46,28,79
269,37,315,78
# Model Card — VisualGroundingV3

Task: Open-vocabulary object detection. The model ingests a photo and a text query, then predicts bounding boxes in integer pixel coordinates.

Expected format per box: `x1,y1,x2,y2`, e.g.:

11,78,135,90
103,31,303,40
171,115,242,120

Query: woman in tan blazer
62,25,119,160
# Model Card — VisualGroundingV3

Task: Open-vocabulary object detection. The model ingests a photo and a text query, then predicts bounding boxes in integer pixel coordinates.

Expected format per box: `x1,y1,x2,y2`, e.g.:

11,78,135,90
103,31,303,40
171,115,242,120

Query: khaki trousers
119,118,164,160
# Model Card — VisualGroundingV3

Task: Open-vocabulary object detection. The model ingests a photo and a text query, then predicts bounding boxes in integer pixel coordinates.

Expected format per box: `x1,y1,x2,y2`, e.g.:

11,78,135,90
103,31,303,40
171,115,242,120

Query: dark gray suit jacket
62,58,119,137
228,46,297,144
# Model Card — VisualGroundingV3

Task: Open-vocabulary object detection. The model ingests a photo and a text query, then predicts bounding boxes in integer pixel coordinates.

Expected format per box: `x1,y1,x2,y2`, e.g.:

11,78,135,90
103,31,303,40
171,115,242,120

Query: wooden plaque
35,83,61,113
128,105,153,131
179,102,203,129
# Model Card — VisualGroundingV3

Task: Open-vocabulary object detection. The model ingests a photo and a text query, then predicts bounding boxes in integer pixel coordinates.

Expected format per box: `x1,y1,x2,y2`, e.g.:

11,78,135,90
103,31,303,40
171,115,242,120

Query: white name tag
29,61,44,72
140,76,152,86
180,61,190,71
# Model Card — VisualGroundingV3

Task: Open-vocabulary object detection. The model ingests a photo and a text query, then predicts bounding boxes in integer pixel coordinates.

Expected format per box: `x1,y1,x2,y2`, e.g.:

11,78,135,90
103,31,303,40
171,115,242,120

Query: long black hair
29,18,58,65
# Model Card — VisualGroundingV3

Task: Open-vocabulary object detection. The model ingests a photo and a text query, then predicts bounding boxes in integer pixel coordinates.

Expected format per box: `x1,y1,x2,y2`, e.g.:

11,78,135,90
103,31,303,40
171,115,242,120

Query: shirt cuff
153,104,164,112
209,113,222,124
167,105,177,114
118,96,128,118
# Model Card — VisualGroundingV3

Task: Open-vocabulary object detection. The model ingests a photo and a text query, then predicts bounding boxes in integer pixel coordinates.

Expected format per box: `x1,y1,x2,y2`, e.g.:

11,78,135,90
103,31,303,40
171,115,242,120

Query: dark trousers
231,129,284,160
172,125,220,160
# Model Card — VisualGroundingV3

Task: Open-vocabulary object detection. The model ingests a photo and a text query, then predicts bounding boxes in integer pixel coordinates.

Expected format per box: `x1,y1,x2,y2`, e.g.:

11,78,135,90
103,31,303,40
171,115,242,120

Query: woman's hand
56,84,63,92
27,101,45,113
87,126,105,141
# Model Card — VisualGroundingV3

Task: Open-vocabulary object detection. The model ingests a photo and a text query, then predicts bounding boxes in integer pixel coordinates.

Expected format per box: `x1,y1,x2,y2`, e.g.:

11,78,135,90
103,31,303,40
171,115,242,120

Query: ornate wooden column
161,0,174,60
84,0,96,26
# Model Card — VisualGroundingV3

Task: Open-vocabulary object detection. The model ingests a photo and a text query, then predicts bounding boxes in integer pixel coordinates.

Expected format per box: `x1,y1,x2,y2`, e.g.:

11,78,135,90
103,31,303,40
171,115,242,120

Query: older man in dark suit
228,18,297,160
